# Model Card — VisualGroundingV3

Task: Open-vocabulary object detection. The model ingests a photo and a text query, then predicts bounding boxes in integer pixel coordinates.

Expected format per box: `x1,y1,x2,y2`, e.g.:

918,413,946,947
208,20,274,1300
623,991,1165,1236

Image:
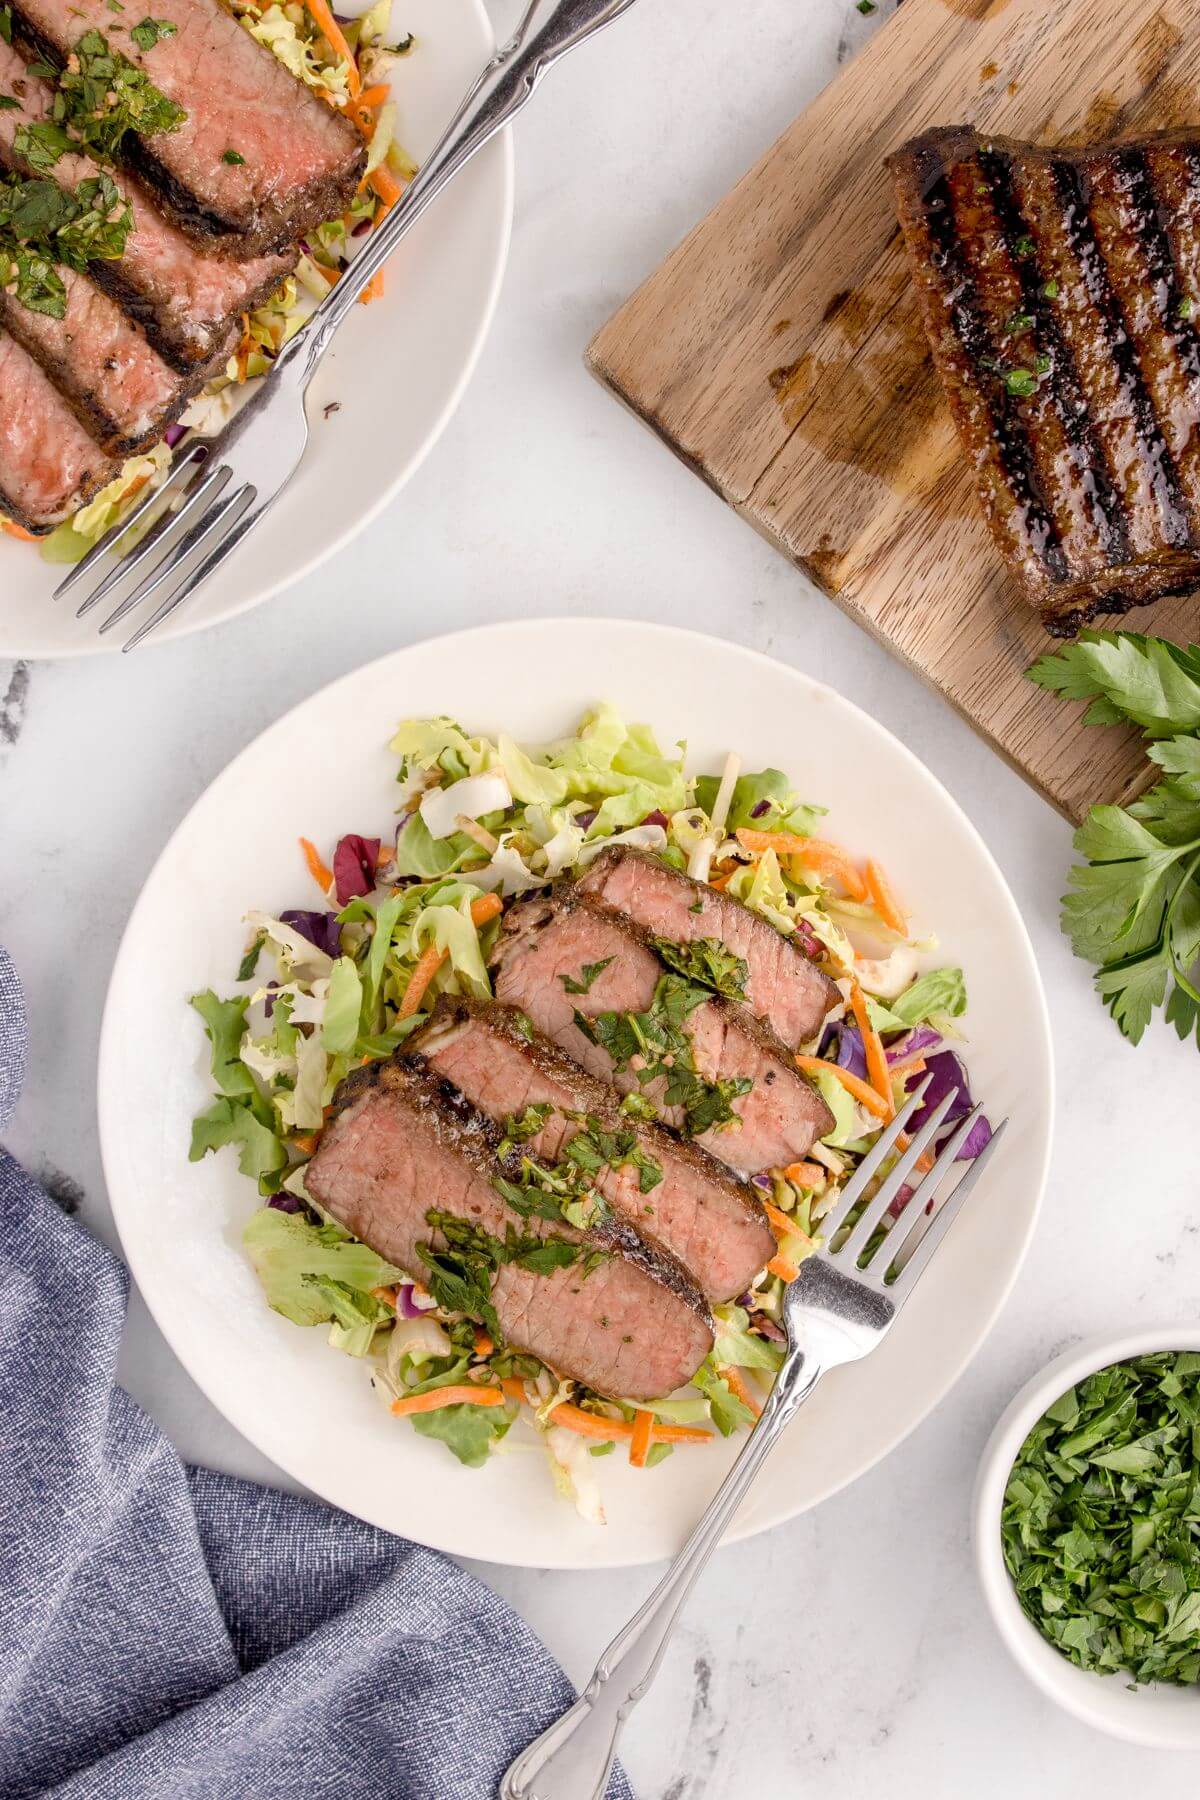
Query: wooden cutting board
587,0,1200,822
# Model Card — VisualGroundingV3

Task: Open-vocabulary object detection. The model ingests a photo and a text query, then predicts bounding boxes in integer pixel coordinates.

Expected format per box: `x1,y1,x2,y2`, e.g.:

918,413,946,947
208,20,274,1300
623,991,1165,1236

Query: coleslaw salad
187,706,991,1523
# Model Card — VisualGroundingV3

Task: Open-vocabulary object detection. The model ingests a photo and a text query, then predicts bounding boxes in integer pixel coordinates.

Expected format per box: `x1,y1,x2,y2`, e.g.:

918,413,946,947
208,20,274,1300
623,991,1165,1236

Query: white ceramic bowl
974,1325,1200,1749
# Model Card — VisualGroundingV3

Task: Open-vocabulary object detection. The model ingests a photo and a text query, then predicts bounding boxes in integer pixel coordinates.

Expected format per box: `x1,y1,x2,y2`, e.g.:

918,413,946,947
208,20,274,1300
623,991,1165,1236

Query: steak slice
0,263,224,455
0,38,295,370
305,1058,714,1401
0,331,116,531
491,893,835,1176
11,0,365,256
890,125,1200,634
407,997,777,1302
575,846,839,1047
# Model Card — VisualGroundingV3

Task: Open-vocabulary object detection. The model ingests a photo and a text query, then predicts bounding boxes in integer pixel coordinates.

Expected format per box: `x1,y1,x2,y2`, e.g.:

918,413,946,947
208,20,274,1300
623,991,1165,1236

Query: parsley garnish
1029,631,1200,1044
1003,367,1038,397
236,930,265,982
417,1208,602,1342
1003,1352,1200,1684
0,170,132,319
221,147,245,165
0,94,18,109
560,956,613,995
14,30,186,172
0,8,11,44
1002,310,1033,336
652,935,749,1000
579,972,752,1137
130,15,176,50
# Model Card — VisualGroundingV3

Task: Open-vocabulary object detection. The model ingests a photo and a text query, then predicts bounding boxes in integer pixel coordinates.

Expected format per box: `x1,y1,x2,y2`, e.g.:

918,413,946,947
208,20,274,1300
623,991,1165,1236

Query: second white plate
0,0,512,660
98,619,1054,1567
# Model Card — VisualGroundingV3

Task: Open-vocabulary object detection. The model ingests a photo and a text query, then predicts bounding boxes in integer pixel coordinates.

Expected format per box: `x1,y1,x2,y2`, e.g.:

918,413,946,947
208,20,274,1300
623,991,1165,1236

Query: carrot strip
629,1408,653,1469
735,831,867,900
888,1054,927,1082
391,1385,504,1416
783,1160,826,1188
399,940,445,1019
849,979,893,1114
795,1054,891,1120
358,268,384,306
500,1378,527,1405
763,1199,812,1248
292,1131,320,1155
1,517,39,541
548,1403,632,1441
473,1330,494,1358
767,1253,800,1282
299,835,334,893
721,1366,762,1419
897,1130,936,1175
470,893,503,926
302,0,361,95
370,1284,398,1305
864,858,907,935
369,162,404,207
650,1422,713,1444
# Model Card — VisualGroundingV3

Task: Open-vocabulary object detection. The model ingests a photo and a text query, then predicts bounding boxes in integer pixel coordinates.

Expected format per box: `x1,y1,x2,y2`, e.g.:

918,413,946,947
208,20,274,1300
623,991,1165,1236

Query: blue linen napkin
0,946,633,1800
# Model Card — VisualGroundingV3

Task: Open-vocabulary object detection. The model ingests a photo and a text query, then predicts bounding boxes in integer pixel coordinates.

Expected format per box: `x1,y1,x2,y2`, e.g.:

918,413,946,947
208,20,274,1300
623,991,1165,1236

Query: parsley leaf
221,147,245,165
652,935,748,1000
130,15,176,50
582,972,753,1137
1002,1352,1200,1685
560,957,613,995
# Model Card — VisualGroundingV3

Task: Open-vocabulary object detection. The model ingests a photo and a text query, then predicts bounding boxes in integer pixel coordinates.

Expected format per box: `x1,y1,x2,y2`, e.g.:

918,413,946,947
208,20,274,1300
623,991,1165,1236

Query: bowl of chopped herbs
974,1329,1200,1747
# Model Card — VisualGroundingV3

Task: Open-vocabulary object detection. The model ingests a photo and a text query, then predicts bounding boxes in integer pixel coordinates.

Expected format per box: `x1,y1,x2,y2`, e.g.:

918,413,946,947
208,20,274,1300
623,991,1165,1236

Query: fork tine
813,1077,932,1243
863,1104,983,1275
95,465,232,631
836,1087,957,1265
886,1120,1009,1298
53,445,205,602
121,486,257,652
76,458,225,619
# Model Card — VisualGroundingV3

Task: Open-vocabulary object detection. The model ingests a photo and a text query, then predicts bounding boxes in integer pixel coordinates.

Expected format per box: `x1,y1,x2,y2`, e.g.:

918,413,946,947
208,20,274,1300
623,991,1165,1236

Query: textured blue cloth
0,947,632,1800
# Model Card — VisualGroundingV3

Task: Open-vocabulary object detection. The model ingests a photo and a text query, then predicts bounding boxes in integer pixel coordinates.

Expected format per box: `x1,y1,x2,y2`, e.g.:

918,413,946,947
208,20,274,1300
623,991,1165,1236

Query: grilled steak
0,38,295,370
408,997,777,1302
11,0,365,256
0,263,224,455
492,893,835,1176
575,846,839,1047
890,125,1200,633
306,1058,714,1401
0,332,116,531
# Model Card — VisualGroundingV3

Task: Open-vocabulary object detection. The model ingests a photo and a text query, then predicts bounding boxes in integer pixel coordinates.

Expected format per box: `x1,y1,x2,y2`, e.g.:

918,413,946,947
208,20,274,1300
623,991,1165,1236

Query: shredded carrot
763,1199,812,1248
357,82,390,109
302,0,360,95
1,517,39,542
767,1253,800,1282
721,1367,762,1419
299,835,334,894
651,1424,713,1444
500,1378,528,1406
391,1385,504,1417
369,162,404,208
358,267,385,306
888,1053,927,1083
795,1054,892,1120
735,830,868,900
864,858,907,935
897,1130,937,1175
546,1404,711,1445
629,1408,654,1469
399,939,445,1019
469,893,503,926
473,1330,494,1358
292,1131,320,1155
783,1160,826,1188
849,979,893,1114
370,1285,398,1305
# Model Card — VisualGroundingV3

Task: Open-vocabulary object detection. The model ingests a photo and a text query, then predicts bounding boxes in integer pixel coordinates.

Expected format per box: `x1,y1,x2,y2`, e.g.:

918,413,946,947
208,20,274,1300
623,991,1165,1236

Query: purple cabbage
332,833,381,906
642,809,669,829
793,917,822,962
909,1050,992,1162
262,979,280,1019
393,1283,431,1320
267,1190,304,1214
750,798,772,819
885,1025,942,1065
280,909,343,959
352,216,372,237
750,1172,771,1192
164,422,186,448
818,1021,868,1082
576,808,598,831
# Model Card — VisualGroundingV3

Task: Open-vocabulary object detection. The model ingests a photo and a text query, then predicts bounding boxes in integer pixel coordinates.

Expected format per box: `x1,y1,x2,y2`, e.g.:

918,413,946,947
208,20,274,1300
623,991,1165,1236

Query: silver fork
55,0,643,649
501,1082,1009,1800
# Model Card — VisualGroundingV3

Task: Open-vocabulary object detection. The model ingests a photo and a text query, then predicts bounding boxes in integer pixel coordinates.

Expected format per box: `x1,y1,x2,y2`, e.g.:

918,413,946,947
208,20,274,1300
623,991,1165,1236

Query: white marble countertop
3,0,1199,1790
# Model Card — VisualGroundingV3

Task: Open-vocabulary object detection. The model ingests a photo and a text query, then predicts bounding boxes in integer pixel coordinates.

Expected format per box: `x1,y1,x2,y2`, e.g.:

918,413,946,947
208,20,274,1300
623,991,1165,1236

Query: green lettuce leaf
321,955,362,1053
189,1096,286,1181
189,989,255,1097
242,1206,403,1326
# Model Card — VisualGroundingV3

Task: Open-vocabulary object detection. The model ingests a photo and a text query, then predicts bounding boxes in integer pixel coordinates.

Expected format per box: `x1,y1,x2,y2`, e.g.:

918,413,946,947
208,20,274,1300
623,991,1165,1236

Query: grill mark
1116,147,1200,386
914,142,1069,584
977,147,1132,569
1052,156,1193,547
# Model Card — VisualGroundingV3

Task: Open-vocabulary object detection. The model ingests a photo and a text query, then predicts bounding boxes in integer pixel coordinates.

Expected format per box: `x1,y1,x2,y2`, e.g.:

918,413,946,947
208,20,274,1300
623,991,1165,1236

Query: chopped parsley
559,956,613,995
0,170,132,319
576,973,752,1137
221,147,245,165
417,1210,600,1345
1002,310,1033,336
652,935,748,1000
14,29,186,172
1002,1352,1200,1684
1003,367,1038,397
1179,296,1195,322
1041,278,1059,299
129,15,176,50
0,8,11,43
1014,234,1035,258
236,930,265,982
0,94,18,109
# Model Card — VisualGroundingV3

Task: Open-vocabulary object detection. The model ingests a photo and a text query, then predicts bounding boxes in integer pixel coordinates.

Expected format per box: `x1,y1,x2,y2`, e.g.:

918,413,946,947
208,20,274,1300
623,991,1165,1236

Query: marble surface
2,0,1199,1791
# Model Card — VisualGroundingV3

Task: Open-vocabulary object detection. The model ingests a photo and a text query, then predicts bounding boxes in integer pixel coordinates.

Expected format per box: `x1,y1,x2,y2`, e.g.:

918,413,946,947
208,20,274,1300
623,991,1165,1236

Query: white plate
99,620,1054,1569
0,0,511,661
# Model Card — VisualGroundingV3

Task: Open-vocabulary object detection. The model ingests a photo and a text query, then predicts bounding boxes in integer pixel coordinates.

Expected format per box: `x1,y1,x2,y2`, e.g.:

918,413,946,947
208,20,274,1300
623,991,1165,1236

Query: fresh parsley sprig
1029,632,1200,1045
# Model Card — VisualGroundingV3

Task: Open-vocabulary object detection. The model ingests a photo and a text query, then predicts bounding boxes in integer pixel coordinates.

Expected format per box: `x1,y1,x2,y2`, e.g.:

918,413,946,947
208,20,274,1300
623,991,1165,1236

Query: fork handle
289,0,643,372
500,1351,824,1800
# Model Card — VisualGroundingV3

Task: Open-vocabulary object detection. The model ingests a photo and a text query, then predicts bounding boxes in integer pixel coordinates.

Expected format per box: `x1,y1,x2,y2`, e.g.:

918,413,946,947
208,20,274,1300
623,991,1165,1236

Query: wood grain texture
587,0,1200,821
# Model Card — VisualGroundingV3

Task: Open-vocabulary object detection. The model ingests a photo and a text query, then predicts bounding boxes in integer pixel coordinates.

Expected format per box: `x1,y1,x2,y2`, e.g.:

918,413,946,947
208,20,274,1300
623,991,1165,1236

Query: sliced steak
10,0,365,255
491,893,835,1176
0,331,116,531
575,846,838,1047
889,125,1200,635
0,38,295,370
0,262,224,454
305,1058,714,1401
408,997,777,1302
